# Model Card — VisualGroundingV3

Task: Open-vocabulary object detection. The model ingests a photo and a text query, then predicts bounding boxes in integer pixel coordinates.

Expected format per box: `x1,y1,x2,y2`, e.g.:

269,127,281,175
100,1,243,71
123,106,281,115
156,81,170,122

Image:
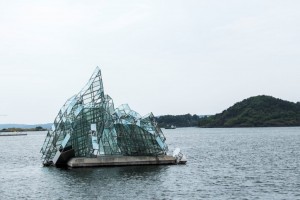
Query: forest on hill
198,95,300,127
156,114,201,128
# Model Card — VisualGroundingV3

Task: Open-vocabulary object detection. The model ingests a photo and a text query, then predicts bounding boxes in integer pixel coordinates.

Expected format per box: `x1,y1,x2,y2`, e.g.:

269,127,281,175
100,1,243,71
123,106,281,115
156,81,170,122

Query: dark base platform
67,155,179,168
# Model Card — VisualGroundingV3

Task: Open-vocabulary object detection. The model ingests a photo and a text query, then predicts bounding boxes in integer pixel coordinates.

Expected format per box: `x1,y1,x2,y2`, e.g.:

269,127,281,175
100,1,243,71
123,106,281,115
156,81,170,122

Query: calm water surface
0,127,299,200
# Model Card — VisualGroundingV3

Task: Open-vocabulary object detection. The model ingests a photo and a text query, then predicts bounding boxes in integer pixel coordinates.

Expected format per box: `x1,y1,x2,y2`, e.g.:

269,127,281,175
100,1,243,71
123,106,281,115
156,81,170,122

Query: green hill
198,95,300,127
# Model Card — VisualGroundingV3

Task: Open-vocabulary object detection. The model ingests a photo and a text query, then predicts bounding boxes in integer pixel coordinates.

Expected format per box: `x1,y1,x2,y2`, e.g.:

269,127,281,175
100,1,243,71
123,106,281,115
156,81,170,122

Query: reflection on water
38,165,170,199
0,128,300,199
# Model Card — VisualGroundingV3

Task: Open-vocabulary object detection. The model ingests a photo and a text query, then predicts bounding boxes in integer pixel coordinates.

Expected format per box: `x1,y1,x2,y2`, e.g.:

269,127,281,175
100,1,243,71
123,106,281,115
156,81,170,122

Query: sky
0,0,300,124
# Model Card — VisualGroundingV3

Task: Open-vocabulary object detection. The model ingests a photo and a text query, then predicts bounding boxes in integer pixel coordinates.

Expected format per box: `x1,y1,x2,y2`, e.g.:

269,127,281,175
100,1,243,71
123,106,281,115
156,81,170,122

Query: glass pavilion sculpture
40,67,169,166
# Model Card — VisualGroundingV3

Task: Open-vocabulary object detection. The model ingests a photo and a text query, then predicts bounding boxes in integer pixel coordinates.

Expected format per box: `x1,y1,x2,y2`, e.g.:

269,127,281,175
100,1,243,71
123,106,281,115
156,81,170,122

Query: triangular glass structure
41,67,168,166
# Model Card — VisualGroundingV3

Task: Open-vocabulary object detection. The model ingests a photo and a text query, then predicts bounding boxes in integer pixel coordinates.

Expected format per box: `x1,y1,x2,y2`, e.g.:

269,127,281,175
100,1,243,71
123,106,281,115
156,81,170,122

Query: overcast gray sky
0,0,300,124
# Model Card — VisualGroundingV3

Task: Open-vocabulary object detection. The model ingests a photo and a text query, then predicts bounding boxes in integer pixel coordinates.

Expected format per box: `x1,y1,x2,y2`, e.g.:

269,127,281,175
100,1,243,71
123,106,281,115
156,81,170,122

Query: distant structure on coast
40,67,185,167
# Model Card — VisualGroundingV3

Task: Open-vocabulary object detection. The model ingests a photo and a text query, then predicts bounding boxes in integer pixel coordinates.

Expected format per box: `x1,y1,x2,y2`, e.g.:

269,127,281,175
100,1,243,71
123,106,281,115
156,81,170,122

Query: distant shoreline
0,127,48,132
0,133,28,136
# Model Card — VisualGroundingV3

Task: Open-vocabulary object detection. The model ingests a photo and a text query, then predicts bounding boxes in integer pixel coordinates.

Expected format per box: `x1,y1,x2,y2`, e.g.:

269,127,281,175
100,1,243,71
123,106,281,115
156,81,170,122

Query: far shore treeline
0,126,47,132
1,95,300,131
156,114,203,128
157,95,300,128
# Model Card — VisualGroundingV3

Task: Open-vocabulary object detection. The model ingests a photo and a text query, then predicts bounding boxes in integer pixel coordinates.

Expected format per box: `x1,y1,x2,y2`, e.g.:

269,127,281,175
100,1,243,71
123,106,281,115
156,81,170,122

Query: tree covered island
198,95,300,127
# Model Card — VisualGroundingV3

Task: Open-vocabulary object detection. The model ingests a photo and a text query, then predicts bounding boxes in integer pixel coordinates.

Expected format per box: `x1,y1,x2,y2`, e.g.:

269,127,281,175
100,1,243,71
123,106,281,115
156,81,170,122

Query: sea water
0,127,299,199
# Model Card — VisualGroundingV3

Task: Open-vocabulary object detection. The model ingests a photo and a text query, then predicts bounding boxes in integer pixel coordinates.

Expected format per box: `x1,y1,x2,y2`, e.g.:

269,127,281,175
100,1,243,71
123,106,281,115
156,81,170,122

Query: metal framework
40,67,168,166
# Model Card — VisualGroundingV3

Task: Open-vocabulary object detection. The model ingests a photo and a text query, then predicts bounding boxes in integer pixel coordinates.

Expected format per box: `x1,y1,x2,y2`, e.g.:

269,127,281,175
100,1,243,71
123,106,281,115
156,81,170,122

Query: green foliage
35,126,44,131
156,114,200,128
198,95,300,127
